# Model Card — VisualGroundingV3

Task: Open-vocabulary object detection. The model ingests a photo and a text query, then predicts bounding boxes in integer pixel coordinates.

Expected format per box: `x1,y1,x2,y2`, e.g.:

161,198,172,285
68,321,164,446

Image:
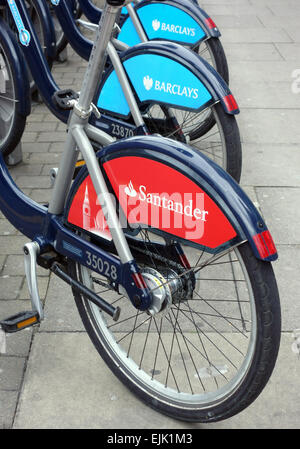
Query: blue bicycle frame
54,0,221,62
0,3,277,328
5,0,237,143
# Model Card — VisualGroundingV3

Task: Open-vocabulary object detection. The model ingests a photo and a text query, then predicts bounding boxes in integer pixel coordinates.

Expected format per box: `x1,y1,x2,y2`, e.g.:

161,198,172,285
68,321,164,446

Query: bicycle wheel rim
76,237,258,411
144,104,227,171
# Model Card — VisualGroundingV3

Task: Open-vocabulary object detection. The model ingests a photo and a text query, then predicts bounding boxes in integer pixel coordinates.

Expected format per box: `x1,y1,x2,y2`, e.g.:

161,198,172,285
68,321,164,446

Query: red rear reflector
262,230,277,256
205,17,217,29
132,272,147,289
223,94,239,112
253,231,277,259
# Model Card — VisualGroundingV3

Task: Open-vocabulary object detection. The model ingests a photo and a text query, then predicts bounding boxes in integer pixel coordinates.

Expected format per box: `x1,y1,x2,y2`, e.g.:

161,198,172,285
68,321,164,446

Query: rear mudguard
77,0,220,45
96,40,239,118
0,16,31,117
64,135,277,262
118,0,221,47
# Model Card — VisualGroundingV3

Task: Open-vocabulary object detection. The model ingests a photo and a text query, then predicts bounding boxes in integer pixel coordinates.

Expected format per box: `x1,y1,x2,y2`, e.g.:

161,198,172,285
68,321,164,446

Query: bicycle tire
183,37,229,140
3,0,54,95
27,0,54,94
144,103,242,183
197,37,229,86
0,28,28,157
47,0,82,58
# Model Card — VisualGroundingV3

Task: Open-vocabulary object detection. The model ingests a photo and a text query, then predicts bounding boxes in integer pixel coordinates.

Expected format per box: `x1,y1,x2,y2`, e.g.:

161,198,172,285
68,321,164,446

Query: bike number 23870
86,251,117,280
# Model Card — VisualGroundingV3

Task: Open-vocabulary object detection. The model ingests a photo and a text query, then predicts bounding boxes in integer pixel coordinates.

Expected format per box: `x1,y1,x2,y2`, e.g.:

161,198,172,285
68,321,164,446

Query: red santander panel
103,156,236,249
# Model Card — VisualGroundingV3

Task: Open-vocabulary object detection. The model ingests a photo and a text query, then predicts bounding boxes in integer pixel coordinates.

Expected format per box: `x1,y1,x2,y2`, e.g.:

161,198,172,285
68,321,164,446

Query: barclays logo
142,75,199,100
151,18,196,37
143,75,153,91
152,19,160,31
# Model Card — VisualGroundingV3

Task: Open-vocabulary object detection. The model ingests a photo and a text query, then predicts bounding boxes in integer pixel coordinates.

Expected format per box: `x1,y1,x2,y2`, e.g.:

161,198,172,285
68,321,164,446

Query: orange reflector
75,160,86,167
17,316,38,329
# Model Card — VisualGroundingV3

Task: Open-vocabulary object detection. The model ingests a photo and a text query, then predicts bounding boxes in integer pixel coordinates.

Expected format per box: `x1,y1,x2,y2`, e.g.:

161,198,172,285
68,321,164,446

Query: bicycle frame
0,0,277,327
5,0,150,137
5,0,237,147
77,0,221,45
53,0,220,62
0,0,154,315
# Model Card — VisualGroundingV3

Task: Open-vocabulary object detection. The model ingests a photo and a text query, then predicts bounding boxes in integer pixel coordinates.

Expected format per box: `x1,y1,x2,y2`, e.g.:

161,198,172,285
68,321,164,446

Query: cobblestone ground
0,0,300,429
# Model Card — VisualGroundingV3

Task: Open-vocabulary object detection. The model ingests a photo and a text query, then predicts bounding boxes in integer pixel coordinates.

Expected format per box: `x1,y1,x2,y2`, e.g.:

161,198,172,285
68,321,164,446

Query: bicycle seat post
48,0,135,266
76,0,126,115
48,0,126,217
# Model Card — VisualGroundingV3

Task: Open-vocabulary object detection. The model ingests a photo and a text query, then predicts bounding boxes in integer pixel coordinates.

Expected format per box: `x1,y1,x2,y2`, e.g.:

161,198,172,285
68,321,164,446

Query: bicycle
46,0,81,60
76,0,229,84
51,0,230,140
0,0,56,92
0,0,242,182
0,0,56,157
0,0,281,424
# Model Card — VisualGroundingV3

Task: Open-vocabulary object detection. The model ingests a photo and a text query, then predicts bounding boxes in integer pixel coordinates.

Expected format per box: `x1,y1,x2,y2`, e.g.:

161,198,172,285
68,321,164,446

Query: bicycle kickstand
0,242,43,333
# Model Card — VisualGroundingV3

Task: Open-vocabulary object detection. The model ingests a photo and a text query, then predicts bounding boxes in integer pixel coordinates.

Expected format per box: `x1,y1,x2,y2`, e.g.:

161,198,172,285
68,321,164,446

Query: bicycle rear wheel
0,36,27,157
68,234,281,423
65,139,280,422
144,103,242,183
47,0,82,59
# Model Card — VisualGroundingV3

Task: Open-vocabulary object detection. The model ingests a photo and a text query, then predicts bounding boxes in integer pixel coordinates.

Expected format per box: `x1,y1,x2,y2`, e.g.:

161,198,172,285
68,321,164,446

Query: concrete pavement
0,0,300,429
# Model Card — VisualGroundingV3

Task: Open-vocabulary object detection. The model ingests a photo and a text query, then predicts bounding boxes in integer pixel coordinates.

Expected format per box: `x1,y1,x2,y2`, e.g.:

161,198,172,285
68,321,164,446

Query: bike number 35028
86,251,117,280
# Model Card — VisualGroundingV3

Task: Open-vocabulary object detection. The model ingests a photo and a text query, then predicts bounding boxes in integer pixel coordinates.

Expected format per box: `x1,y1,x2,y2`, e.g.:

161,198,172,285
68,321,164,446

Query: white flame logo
124,180,137,197
143,75,153,91
152,19,160,31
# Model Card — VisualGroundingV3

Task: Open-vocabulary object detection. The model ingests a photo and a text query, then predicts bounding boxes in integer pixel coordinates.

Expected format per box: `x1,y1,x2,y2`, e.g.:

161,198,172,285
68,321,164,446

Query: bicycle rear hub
141,267,189,316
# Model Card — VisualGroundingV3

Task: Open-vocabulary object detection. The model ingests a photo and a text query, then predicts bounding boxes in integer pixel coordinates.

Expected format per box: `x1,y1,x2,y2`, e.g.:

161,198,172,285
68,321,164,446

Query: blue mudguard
118,0,221,47
0,16,31,117
77,0,220,45
31,0,57,63
65,135,277,263
96,41,239,117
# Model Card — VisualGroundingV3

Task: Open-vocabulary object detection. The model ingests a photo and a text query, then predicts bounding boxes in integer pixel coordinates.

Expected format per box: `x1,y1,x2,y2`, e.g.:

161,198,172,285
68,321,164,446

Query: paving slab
241,144,300,187
272,245,300,331
228,61,300,84
39,274,84,332
223,42,283,62
221,28,292,44
0,391,18,429
12,333,300,429
256,187,300,244
232,81,300,109
237,109,300,144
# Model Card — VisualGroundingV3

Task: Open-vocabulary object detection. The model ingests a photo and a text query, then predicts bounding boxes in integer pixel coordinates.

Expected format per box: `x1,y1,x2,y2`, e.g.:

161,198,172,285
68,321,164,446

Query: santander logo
124,180,137,197
124,181,209,222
